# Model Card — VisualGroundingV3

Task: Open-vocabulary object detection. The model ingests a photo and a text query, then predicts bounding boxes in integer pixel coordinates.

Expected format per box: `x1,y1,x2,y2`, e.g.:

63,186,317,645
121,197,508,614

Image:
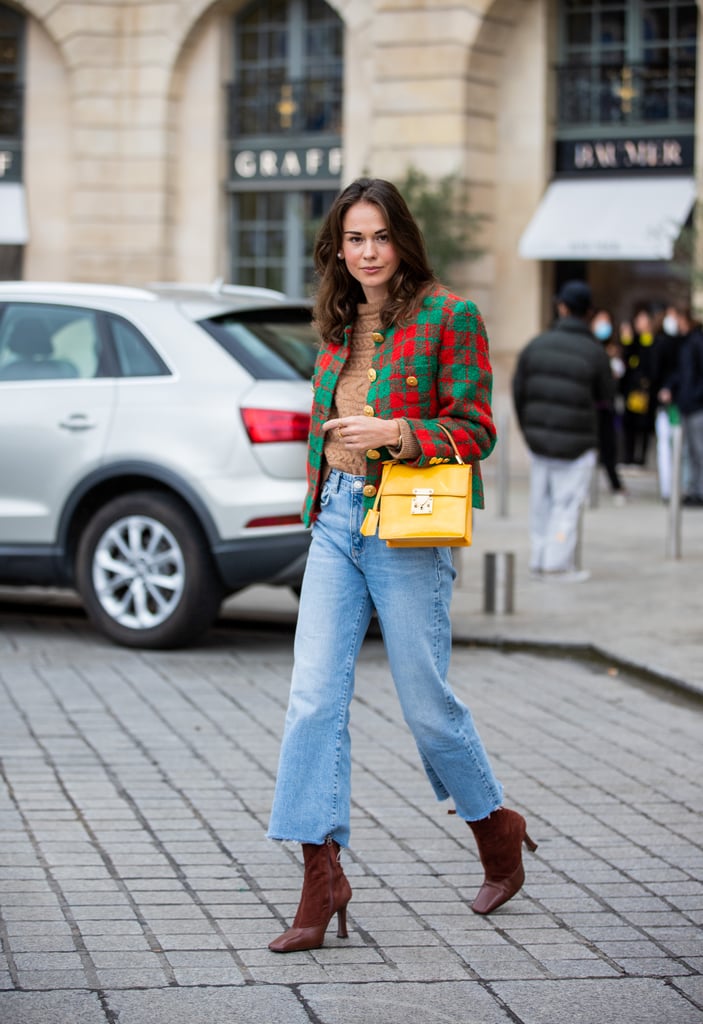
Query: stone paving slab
492,978,701,1024
1,609,702,1023
0,991,107,1024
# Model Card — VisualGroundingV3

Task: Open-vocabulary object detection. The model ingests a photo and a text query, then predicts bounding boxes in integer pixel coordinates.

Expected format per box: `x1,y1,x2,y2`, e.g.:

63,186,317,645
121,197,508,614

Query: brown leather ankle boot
268,838,352,953
467,807,537,914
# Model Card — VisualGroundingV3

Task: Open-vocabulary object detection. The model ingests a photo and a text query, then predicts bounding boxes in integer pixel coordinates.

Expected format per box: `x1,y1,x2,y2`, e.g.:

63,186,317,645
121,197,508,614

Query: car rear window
199,309,319,380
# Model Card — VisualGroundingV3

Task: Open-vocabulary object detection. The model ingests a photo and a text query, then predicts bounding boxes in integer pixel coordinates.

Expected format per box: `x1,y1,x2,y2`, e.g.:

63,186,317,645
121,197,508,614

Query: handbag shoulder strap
360,463,390,536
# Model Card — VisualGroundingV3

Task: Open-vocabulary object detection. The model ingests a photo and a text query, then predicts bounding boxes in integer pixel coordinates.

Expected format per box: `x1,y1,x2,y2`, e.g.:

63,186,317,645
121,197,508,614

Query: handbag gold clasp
411,488,434,514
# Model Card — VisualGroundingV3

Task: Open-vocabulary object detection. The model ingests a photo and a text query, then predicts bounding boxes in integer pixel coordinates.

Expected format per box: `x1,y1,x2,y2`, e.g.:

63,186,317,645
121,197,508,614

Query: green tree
671,209,703,313
398,166,484,281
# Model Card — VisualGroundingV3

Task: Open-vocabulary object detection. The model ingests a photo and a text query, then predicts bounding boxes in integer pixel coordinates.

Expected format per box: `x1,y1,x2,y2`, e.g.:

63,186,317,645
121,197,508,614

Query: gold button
367,449,380,460
363,404,374,416
429,457,438,465
367,368,377,382
371,332,384,343
363,484,377,498
406,375,418,386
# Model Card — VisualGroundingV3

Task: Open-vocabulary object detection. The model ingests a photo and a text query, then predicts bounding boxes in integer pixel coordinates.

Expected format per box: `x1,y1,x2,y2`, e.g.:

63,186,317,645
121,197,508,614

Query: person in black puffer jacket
659,307,703,506
512,280,615,581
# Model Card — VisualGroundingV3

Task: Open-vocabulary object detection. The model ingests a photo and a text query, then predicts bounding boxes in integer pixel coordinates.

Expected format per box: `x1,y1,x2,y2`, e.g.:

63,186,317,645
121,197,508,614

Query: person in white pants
528,449,596,579
513,280,615,583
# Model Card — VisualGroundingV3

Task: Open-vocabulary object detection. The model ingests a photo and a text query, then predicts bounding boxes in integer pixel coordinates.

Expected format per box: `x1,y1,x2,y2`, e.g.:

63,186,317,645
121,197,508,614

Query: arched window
232,0,342,137
227,0,343,296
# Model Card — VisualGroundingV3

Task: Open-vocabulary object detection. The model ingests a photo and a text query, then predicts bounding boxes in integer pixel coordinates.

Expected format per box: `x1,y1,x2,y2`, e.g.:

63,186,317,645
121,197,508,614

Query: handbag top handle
437,423,464,465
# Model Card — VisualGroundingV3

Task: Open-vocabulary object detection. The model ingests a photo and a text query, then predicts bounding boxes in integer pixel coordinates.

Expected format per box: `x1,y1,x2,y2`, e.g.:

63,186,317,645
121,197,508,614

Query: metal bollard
574,505,584,570
483,552,515,614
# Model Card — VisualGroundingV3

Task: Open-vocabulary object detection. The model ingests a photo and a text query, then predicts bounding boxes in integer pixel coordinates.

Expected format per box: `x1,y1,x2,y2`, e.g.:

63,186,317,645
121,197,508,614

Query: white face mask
663,314,679,336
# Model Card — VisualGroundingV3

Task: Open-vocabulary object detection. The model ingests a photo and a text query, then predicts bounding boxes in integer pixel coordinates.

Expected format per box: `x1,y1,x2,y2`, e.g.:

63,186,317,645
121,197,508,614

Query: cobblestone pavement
0,607,702,1024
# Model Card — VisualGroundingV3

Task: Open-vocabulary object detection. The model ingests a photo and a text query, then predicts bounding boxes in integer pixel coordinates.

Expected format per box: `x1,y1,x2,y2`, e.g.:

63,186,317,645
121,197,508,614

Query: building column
38,2,177,283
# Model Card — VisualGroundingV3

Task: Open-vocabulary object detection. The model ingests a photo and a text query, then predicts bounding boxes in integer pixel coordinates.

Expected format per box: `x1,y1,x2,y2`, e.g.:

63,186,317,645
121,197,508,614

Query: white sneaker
542,569,591,583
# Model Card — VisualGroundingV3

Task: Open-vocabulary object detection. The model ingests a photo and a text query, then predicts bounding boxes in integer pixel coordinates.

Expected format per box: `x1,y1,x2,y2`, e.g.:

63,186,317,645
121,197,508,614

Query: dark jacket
667,326,703,416
512,316,615,459
650,328,681,399
620,329,654,409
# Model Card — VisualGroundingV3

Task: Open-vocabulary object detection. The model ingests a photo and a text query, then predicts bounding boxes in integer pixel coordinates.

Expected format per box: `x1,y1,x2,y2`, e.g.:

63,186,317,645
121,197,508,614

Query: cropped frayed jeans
267,470,503,848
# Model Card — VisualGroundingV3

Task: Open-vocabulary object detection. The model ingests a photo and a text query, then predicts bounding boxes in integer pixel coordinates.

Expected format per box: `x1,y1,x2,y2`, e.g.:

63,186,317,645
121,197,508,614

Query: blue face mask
593,321,612,342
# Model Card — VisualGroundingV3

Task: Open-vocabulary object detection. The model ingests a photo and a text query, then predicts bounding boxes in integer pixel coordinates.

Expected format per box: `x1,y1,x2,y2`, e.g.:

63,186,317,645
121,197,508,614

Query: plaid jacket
302,286,497,526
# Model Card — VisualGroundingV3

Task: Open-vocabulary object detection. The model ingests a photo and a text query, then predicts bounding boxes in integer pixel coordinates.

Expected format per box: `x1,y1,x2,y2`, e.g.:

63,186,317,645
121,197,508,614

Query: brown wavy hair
312,178,438,344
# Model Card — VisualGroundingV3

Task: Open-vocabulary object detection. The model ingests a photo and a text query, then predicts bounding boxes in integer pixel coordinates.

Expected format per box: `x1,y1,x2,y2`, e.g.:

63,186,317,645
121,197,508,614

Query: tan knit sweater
323,301,419,476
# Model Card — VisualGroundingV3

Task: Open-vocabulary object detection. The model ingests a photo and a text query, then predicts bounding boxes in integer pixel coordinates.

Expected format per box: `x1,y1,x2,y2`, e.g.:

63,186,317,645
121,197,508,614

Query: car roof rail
0,281,158,300
148,280,288,302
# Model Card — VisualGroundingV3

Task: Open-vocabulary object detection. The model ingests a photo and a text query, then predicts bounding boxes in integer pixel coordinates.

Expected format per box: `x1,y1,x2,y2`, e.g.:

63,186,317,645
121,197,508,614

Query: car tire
75,490,222,649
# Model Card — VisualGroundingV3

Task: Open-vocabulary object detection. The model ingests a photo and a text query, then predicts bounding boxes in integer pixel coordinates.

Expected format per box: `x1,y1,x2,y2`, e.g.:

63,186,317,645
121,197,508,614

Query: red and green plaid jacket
302,286,497,526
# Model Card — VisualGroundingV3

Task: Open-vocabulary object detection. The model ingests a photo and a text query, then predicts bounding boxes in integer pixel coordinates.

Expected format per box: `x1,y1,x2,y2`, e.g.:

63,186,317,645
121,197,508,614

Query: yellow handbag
360,424,472,547
626,389,649,414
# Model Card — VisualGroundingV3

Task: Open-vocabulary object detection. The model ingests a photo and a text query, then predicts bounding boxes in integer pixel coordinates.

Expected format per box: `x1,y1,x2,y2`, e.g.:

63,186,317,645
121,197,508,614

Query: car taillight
246,514,304,528
241,408,310,443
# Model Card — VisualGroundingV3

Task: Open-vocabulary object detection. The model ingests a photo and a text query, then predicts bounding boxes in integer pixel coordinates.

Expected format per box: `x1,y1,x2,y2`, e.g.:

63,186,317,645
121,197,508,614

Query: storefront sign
556,135,694,174
0,146,22,183
229,144,342,183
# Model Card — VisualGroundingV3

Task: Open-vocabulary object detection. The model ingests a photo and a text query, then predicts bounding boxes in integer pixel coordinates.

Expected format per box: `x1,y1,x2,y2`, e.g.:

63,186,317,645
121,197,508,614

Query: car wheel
76,491,222,649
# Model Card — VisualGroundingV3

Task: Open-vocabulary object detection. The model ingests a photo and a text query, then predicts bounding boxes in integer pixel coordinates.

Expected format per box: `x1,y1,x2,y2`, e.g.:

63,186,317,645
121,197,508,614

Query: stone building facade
1,0,702,411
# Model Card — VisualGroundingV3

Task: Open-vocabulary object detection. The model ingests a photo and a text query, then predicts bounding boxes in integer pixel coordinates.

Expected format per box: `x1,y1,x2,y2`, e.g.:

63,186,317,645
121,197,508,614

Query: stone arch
164,0,352,282
459,0,548,401
1,0,63,53
462,0,536,178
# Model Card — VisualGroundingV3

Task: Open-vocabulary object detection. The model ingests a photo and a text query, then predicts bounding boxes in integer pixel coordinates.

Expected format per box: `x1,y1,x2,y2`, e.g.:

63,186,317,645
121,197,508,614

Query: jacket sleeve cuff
387,419,421,460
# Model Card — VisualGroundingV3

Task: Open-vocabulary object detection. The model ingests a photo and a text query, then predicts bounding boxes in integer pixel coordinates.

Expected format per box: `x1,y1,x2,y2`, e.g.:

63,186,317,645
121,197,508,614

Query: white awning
519,176,697,261
0,182,28,245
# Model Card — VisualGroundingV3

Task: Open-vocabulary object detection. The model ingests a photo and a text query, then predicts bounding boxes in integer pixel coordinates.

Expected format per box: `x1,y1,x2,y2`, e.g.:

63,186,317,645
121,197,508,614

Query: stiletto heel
336,904,348,939
524,833,538,852
268,839,352,953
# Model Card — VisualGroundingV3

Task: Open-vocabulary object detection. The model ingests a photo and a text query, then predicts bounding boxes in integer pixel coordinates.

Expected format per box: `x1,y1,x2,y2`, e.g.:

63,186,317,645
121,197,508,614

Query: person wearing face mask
591,309,627,504
651,305,683,502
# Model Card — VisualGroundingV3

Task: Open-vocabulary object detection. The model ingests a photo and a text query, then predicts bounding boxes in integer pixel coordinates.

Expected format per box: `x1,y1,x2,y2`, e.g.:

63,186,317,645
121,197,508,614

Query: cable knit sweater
323,301,420,476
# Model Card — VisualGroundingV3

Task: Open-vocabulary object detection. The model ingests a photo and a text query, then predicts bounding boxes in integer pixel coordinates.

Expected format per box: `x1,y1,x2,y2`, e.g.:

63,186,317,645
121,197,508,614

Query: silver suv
0,282,318,648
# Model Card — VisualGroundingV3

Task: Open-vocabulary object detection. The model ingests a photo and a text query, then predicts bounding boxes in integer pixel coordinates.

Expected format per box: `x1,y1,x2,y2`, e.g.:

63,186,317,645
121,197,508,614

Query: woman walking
267,178,536,953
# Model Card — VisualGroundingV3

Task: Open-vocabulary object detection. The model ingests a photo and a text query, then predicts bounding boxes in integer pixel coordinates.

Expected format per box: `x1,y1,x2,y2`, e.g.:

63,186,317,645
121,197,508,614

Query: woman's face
633,310,651,334
340,200,401,302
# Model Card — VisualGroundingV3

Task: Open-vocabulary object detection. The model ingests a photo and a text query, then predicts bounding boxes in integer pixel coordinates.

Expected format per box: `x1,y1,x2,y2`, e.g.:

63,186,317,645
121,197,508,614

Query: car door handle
58,414,98,432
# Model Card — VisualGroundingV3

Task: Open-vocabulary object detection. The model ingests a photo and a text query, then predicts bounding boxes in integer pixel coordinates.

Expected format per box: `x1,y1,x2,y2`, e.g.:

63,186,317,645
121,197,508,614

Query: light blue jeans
528,449,596,572
267,470,503,848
